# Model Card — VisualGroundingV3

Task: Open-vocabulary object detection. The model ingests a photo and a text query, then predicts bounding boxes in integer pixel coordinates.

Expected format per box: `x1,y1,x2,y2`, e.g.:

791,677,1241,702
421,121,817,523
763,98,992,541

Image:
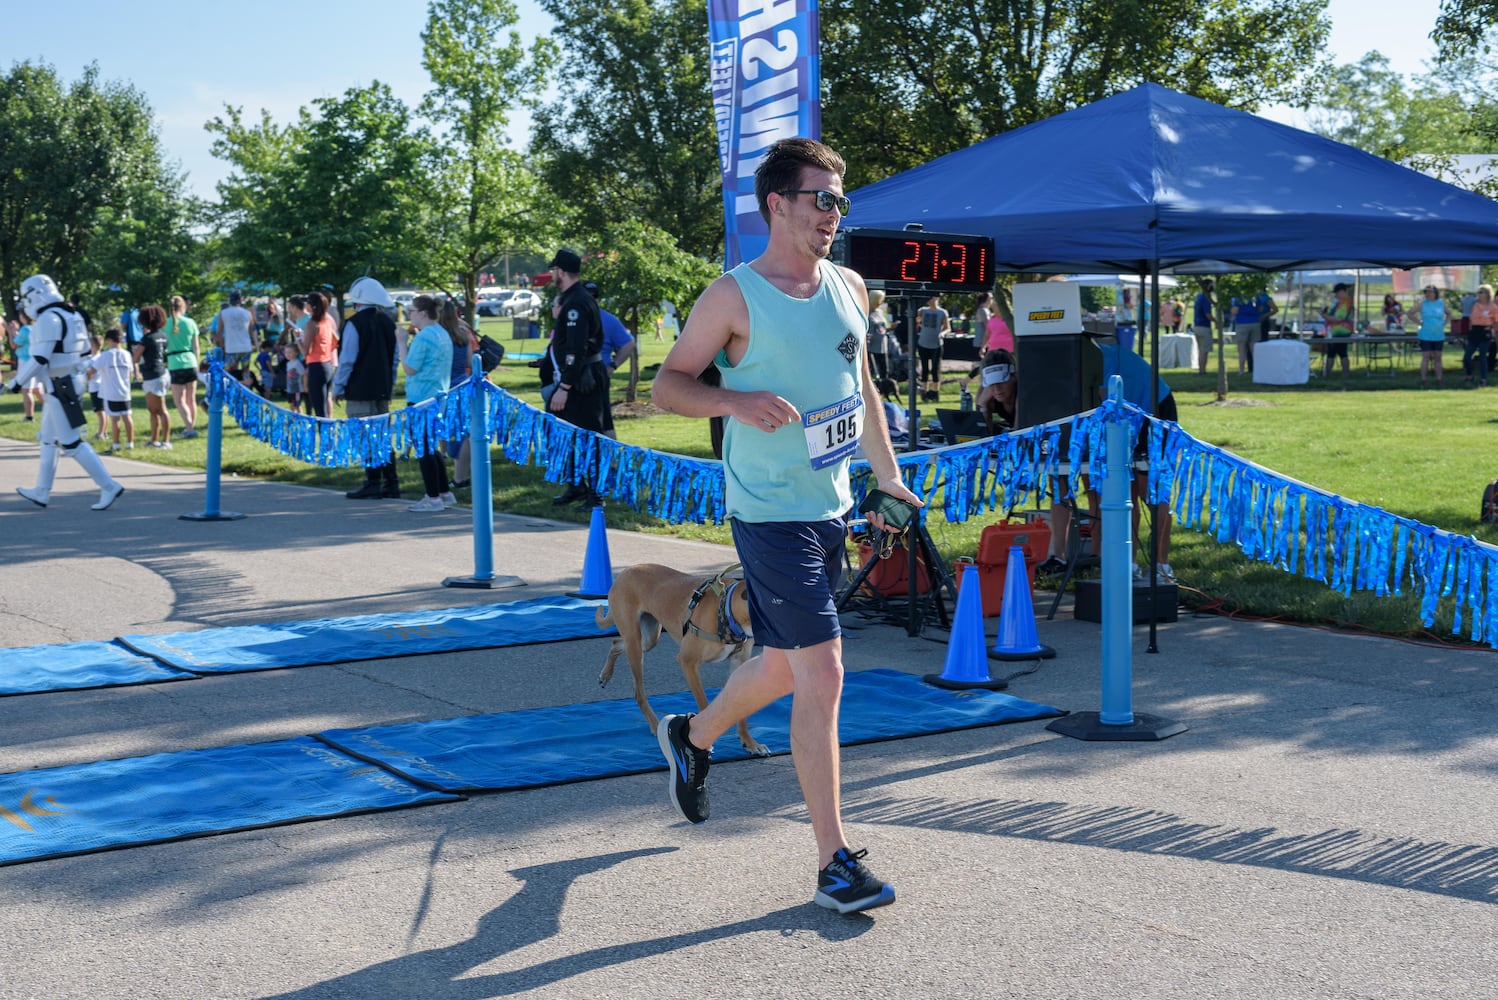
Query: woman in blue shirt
1415,285,1453,388
401,295,458,512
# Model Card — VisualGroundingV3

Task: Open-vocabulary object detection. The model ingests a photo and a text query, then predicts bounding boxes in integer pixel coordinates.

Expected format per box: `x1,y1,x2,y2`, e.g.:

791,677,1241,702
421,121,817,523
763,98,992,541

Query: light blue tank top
1418,298,1446,341
720,259,867,522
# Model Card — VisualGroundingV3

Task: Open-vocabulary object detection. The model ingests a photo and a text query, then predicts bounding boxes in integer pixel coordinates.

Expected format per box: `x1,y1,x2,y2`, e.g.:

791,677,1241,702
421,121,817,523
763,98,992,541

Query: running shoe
657,713,710,823
1156,562,1175,582
814,847,896,914
408,496,445,512
439,491,458,508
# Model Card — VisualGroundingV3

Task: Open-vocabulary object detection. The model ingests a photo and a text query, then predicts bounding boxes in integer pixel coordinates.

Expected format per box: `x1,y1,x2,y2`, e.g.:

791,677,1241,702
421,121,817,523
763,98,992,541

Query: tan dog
595,562,769,756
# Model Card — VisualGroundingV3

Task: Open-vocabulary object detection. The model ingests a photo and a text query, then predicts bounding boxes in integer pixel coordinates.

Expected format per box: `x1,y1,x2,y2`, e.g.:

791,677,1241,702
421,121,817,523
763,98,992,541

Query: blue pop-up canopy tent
849,83,1498,274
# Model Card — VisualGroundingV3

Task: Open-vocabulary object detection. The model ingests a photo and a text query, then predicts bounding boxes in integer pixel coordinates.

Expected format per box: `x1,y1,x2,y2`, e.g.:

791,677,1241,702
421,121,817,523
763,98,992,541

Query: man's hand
864,478,924,534
548,386,568,413
729,390,799,433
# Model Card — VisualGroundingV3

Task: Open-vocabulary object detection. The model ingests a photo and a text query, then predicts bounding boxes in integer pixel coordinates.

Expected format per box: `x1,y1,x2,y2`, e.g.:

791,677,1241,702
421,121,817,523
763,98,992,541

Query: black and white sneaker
657,713,710,824
814,847,896,914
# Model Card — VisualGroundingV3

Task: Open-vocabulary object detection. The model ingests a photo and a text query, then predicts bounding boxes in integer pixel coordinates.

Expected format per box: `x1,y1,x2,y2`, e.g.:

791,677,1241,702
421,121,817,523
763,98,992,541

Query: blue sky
9,0,1445,200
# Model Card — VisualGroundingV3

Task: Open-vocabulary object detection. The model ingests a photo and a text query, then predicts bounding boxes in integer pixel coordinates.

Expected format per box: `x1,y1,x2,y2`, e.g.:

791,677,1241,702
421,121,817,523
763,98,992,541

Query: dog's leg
630,613,664,731
598,639,625,688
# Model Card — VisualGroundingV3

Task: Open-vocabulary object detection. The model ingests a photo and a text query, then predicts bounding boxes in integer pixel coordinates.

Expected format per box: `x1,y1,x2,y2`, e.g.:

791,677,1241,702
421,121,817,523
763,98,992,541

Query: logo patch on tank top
836,331,858,362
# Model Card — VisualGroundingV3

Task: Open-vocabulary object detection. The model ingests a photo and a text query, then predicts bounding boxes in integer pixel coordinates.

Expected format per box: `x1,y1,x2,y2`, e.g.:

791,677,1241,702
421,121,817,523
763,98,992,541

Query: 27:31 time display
897,240,986,285
833,228,995,293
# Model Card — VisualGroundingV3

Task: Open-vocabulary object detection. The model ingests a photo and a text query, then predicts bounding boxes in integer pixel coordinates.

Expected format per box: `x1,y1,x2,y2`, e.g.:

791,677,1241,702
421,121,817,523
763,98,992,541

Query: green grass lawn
2,331,1491,643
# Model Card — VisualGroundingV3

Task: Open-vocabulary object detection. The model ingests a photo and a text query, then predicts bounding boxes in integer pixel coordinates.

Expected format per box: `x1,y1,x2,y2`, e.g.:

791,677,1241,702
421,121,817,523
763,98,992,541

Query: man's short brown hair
754,138,846,224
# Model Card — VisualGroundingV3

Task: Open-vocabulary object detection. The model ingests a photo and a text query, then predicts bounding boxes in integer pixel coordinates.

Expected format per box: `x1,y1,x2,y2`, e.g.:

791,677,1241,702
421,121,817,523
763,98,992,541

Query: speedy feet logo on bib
803,392,863,470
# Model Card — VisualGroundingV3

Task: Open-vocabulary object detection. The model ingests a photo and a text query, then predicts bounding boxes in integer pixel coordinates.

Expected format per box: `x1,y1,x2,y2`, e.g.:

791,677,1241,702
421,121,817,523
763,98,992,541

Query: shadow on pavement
259,844,872,999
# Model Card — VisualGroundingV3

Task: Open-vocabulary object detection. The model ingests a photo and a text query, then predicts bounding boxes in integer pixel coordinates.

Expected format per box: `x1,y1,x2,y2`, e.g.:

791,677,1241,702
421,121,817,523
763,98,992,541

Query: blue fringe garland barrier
1148,416,1498,644
212,365,1498,647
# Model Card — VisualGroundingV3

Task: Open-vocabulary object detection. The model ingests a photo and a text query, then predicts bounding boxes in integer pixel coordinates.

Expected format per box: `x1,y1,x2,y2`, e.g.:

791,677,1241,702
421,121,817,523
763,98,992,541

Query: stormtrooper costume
6,275,125,510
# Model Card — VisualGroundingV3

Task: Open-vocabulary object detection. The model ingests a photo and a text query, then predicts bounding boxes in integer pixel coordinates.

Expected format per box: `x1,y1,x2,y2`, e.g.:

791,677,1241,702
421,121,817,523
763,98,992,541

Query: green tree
1305,52,1493,158
208,83,428,298
420,0,559,326
1433,0,1498,54
0,62,164,317
75,164,203,313
531,0,724,260
1432,2,1498,151
820,0,1334,187
576,219,721,400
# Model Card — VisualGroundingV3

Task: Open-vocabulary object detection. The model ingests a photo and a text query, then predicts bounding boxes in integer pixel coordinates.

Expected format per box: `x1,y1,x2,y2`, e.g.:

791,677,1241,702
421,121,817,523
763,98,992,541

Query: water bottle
959,386,973,411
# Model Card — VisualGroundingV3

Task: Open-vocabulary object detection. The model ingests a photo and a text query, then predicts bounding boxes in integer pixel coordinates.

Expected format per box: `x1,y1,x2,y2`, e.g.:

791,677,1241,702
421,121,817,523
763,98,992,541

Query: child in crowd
89,328,135,452
86,334,107,439
255,339,276,399
283,342,306,413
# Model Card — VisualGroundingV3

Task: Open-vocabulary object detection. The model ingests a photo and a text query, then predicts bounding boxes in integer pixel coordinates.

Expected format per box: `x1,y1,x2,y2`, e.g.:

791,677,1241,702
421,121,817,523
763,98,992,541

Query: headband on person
981,364,1014,387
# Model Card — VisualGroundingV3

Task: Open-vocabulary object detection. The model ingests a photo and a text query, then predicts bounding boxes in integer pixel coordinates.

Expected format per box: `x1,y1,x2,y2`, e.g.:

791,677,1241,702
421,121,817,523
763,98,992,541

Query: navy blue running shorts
729,517,847,650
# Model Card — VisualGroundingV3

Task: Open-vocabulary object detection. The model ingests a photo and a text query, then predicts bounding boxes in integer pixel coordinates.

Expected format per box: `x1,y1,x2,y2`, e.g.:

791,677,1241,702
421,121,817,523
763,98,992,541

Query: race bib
802,392,863,470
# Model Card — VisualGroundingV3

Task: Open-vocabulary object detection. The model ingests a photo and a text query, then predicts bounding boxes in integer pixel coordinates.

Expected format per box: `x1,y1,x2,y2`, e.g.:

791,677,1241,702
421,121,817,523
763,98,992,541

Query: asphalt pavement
1,436,1495,1000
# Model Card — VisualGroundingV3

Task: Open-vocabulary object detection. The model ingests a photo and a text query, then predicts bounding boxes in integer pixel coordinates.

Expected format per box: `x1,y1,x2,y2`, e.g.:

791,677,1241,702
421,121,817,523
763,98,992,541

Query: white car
476,290,516,317
502,290,542,317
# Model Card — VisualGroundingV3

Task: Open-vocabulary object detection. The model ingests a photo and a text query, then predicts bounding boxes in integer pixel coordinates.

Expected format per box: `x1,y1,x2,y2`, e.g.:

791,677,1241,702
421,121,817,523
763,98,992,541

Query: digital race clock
831,227,995,293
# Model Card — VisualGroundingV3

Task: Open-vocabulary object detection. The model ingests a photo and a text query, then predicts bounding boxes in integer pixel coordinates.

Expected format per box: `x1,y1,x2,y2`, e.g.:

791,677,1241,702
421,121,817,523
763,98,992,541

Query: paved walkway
1,437,1495,999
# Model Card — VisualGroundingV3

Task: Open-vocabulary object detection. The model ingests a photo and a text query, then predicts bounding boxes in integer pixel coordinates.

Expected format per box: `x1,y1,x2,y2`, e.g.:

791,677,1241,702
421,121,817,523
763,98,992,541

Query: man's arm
329,321,360,402
843,267,921,514
609,338,636,371
651,275,798,429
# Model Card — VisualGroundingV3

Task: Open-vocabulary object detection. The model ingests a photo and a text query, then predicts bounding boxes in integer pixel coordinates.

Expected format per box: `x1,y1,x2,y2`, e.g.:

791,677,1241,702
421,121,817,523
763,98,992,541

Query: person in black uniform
545,248,608,506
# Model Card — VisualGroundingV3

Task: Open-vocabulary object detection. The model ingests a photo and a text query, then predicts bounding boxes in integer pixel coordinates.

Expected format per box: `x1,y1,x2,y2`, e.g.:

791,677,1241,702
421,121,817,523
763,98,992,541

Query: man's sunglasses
781,189,851,216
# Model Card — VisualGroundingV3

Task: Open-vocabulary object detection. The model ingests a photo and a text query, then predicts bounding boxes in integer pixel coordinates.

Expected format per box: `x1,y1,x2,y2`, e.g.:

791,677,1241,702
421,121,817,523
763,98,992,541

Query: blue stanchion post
1099,378,1135,725
444,361,523,589
180,368,244,522
1047,375,1185,742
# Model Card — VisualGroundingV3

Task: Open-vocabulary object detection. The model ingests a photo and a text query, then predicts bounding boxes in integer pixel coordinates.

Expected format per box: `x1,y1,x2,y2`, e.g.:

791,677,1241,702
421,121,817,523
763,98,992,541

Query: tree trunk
626,304,641,403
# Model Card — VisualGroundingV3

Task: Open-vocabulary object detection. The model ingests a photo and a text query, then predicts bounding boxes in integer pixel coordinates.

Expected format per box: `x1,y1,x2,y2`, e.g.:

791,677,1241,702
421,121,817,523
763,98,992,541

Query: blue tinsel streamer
211,365,1498,649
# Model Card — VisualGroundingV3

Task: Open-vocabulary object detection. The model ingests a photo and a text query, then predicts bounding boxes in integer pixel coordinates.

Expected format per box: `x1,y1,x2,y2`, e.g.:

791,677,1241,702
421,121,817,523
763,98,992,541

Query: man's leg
688,640,848,867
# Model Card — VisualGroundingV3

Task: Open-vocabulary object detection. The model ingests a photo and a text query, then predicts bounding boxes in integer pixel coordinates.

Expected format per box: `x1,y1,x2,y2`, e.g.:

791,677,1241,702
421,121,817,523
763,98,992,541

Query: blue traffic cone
991,545,1057,661
925,565,1009,690
569,505,614,599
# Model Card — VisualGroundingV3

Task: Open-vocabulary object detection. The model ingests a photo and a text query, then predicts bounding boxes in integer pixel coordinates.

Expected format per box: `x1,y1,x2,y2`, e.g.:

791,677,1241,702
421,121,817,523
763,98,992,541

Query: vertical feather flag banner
708,0,823,268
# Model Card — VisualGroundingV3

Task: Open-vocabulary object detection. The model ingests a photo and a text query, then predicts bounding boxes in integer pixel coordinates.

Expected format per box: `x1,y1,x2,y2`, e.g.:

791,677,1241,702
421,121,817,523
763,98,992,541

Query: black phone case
858,488,914,531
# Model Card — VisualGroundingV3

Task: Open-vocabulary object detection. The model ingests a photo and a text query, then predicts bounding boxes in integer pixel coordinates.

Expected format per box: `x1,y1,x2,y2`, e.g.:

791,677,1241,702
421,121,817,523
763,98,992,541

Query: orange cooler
956,519,1052,617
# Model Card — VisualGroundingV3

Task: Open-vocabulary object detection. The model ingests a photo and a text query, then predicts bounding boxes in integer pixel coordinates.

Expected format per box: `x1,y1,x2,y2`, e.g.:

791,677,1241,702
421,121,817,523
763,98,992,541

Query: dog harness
682,564,751,648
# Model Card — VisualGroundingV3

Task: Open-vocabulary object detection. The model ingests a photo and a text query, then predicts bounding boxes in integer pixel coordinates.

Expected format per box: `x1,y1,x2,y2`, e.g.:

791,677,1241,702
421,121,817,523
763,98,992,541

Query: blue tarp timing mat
115,595,612,674
0,640,193,697
0,670,1063,866
319,668,1066,792
0,737,460,866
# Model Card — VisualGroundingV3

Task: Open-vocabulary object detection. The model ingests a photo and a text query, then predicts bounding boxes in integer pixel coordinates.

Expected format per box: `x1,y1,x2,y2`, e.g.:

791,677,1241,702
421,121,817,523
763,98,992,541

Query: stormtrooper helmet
346,277,394,309
19,274,63,318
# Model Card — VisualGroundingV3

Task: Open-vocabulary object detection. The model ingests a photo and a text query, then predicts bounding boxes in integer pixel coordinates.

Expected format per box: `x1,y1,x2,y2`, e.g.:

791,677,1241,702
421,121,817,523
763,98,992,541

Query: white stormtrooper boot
16,443,59,507
69,440,125,510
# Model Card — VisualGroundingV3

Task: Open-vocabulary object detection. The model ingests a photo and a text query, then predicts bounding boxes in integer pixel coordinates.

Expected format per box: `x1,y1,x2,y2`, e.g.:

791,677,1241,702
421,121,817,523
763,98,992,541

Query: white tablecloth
1253,338,1310,385
1158,332,1199,369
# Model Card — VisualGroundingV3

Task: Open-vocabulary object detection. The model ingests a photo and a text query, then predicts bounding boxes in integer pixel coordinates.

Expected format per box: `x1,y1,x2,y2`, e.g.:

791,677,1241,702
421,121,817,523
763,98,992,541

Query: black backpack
1482,480,1498,524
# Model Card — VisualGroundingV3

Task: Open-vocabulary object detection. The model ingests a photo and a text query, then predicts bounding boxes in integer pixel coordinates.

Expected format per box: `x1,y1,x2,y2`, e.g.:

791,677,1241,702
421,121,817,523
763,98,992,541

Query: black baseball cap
549,249,582,273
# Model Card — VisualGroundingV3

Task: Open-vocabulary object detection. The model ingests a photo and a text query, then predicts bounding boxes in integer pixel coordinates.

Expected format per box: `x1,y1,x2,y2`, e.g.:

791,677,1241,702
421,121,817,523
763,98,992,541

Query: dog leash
682,563,750,646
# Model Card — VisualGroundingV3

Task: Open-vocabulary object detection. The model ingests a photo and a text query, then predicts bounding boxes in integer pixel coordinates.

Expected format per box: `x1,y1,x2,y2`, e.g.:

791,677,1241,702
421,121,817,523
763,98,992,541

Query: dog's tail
595,604,614,629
